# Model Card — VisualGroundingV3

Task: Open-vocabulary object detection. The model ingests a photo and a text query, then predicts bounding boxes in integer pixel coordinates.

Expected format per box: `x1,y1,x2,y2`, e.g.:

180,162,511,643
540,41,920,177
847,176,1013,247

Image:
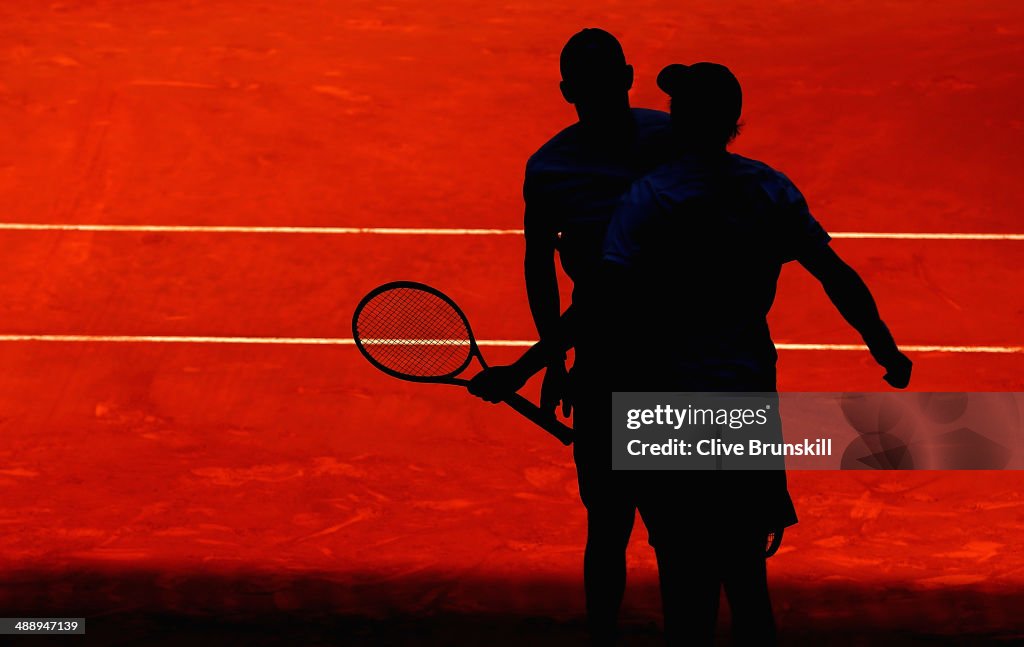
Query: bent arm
504,259,631,392
510,306,575,376
461,223,569,404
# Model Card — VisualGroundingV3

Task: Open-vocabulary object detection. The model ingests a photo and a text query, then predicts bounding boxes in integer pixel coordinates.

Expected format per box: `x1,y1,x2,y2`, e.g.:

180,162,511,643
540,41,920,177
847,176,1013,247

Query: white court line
829,232,1024,241
775,343,1023,353
0,224,524,235
0,335,1019,353
0,223,1021,240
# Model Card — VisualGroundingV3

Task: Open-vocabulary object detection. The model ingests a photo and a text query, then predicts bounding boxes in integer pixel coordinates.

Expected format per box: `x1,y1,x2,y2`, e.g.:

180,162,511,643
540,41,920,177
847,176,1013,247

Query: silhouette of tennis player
596,62,912,645
468,28,672,644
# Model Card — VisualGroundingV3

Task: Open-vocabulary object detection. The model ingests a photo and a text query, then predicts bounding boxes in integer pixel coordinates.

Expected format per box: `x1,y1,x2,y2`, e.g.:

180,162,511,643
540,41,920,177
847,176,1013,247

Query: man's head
559,28,633,121
657,62,742,151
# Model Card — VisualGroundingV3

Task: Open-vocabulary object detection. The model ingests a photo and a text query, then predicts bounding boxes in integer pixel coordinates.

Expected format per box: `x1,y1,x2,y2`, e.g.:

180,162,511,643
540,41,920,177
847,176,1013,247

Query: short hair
670,98,743,147
559,28,626,82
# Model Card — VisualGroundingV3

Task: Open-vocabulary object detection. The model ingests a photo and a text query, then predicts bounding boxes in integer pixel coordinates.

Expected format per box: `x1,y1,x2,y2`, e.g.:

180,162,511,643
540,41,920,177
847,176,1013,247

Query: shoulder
727,154,803,202
634,157,713,206
526,122,583,174
728,153,781,179
623,173,662,206
615,165,683,224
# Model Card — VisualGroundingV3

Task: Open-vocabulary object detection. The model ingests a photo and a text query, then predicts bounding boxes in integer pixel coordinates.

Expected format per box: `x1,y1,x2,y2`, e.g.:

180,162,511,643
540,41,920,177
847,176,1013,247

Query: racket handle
502,393,573,446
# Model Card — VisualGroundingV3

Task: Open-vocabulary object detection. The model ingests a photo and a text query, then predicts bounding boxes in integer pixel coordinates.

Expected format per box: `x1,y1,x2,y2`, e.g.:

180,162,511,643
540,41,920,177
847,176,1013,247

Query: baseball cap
656,62,742,128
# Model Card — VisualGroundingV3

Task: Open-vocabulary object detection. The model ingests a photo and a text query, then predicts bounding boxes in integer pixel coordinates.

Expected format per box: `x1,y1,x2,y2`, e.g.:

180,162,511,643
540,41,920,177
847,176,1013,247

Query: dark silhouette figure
593,62,912,645
470,50,911,646
468,28,673,645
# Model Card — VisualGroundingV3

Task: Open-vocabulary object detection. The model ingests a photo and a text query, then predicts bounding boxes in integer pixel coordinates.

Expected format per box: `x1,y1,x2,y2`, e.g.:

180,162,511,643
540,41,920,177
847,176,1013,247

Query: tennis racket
352,281,573,446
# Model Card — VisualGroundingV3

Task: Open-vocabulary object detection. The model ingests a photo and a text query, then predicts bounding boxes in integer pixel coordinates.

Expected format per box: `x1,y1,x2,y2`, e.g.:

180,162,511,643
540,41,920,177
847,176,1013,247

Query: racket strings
355,286,473,378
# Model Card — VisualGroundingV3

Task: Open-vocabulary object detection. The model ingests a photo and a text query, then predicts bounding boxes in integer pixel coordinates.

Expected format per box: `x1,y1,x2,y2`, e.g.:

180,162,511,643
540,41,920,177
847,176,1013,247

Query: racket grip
502,393,573,446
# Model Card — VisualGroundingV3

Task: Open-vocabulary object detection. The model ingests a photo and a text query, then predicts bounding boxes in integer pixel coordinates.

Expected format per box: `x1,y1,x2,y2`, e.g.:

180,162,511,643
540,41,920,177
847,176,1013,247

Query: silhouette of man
468,28,672,644
598,62,912,645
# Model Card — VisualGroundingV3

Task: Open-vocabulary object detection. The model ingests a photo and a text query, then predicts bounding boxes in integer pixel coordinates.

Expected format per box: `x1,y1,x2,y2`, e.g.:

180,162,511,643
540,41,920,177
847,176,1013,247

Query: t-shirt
524,108,672,290
603,151,831,382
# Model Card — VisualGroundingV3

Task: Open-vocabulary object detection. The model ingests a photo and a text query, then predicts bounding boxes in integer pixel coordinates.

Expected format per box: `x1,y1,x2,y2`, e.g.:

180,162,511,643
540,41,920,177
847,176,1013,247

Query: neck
673,133,728,158
575,98,633,132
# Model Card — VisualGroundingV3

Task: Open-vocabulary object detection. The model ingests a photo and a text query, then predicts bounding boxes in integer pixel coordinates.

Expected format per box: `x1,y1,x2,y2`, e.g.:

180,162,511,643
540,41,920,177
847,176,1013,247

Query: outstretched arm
798,245,912,388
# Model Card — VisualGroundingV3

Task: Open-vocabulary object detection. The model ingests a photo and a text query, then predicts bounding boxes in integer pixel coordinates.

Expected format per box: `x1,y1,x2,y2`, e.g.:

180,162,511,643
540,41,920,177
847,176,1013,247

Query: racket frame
352,280,482,384
352,281,573,445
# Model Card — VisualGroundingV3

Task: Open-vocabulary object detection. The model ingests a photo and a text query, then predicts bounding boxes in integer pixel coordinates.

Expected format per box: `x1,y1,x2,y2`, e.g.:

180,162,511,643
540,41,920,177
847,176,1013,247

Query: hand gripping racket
352,281,573,446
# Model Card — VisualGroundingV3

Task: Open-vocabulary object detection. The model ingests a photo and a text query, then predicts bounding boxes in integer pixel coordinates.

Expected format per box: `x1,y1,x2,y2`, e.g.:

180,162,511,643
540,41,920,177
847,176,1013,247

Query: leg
581,499,636,644
639,476,722,647
722,530,777,646
573,385,636,645
652,538,720,647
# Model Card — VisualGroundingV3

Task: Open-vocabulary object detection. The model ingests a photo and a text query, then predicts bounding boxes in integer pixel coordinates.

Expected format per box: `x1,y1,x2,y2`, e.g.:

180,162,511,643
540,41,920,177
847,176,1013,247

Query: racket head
352,281,480,383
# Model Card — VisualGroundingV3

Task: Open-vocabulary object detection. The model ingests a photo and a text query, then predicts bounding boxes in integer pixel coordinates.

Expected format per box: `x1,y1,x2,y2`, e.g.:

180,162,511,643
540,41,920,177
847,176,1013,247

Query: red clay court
0,1,1023,644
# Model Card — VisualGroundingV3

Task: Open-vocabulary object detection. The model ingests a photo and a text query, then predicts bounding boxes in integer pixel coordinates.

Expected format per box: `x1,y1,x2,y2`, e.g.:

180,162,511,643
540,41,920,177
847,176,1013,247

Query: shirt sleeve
522,163,557,246
774,172,831,263
603,178,660,267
